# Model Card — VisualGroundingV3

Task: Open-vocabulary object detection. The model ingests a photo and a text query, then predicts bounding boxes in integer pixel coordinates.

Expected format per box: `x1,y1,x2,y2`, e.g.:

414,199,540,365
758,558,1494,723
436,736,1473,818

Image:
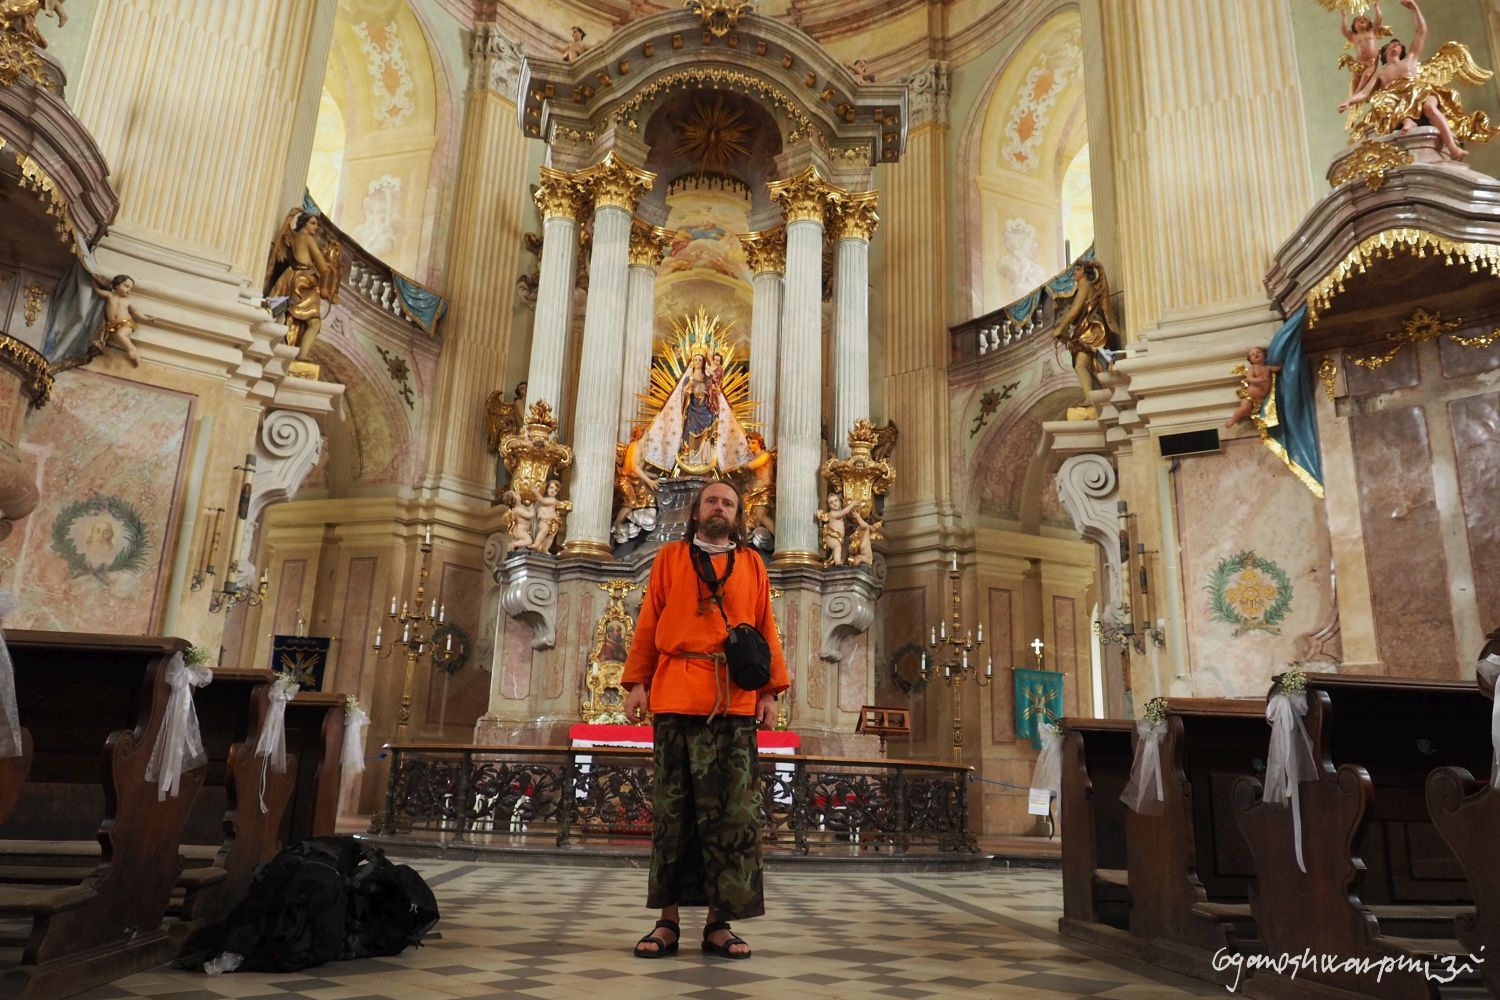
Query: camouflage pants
647,714,764,920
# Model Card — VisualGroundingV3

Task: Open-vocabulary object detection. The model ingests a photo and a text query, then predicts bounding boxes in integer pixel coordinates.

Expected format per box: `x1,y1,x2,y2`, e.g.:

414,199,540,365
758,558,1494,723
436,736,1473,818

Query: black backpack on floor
217,837,438,973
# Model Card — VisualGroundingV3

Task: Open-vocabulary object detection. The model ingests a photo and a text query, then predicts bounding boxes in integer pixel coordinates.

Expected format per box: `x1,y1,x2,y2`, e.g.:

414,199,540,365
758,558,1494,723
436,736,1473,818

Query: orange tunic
622,541,790,716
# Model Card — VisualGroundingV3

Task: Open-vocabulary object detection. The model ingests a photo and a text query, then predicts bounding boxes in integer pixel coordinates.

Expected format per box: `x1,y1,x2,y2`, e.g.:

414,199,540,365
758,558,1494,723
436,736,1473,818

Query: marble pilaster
829,193,878,455
422,24,529,502
739,227,786,445
524,169,589,425
767,167,836,565
562,154,655,558
618,220,672,441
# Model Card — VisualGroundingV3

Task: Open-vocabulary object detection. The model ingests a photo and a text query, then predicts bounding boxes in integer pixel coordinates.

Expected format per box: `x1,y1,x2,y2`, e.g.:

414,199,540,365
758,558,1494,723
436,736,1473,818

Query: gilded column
883,61,953,512
829,193,878,456
562,154,655,558
617,220,672,441
421,24,528,500
71,0,331,276
524,169,589,423
767,167,836,565
739,226,786,446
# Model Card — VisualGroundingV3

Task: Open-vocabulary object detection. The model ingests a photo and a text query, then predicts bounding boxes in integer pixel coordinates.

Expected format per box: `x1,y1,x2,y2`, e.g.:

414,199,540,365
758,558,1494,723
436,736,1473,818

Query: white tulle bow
145,653,212,799
342,704,370,776
0,590,20,759
1477,654,1500,786
255,676,299,813
1120,719,1167,816
1264,690,1318,873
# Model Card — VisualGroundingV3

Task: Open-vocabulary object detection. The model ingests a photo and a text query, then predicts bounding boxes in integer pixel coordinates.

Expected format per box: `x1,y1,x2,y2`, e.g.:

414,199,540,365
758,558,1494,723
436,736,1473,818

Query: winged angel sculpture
263,209,343,361
1339,0,1497,160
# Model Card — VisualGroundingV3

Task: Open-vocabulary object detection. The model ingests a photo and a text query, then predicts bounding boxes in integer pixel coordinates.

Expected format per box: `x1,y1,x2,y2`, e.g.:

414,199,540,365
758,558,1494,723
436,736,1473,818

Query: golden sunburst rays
672,95,753,176
634,306,760,436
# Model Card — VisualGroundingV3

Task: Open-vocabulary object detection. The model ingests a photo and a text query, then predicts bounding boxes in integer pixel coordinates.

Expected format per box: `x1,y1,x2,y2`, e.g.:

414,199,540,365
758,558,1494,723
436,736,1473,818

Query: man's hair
1381,38,1403,63
110,274,132,290
685,482,744,546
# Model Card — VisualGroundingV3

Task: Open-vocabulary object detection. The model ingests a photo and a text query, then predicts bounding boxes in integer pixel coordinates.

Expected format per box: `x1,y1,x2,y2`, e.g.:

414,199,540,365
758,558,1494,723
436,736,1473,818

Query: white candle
930,626,936,646
986,656,993,677
390,595,397,615
963,650,968,670
439,604,446,623
445,632,454,653
951,553,958,572
944,664,952,680
402,622,410,643
429,600,438,619
373,626,382,650
940,621,946,640
921,651,927,672
424,525,433,545
977,623,983,643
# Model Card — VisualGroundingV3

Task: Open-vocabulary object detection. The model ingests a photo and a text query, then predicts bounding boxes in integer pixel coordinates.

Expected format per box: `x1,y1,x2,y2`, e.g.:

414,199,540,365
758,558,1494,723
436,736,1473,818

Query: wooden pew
1123,699,1264,978
1233,675,1491,999
1059,717,1134,939
172,674,296,945
280,693,347,843
1425,632,1500,997
0,730,33,830
0,631,205,1000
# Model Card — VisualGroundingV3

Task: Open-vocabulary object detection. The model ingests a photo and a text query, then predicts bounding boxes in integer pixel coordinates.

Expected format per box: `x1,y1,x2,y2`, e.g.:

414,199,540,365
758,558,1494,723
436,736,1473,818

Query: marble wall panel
1173,439,1337,696
271,559,307,639
1052,594,1079,716
546,591,570,700
805,602,826,710
1,371,192,633
876,584,927,742
987,587,1015,744
334,556,378,695
500,615,532,700
1344,344,1419,396
1438,327,1500,381
1351,404,1458,674
1451,391,1500,639
837,634,867,713
424,561,486,732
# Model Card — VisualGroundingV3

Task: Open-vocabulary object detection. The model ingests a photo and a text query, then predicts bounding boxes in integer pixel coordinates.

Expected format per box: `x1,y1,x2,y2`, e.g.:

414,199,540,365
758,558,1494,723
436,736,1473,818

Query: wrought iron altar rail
373,743,977,854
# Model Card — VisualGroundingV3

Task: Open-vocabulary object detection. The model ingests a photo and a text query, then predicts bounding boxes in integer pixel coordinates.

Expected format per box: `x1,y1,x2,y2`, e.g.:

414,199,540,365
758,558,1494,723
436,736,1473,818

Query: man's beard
701,512,732,541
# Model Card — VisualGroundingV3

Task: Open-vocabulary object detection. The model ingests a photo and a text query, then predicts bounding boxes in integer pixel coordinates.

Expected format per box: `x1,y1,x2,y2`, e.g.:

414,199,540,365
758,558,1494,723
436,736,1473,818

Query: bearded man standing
623,481,789,961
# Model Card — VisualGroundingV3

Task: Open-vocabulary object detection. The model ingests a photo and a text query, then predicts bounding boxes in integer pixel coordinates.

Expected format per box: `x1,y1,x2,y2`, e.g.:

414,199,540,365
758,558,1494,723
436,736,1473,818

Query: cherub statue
530,478,571,554
87,274,156,366
612,426,659,545
736,432,775,548
815,491,858,567
849,58,875,83
1053,259,1120,408
263,209,341,361
501,488,536,550
847,505,882,568
1341,0,1498,159
1337,2,1387,106
559,25,588,63
1226,346,1281,430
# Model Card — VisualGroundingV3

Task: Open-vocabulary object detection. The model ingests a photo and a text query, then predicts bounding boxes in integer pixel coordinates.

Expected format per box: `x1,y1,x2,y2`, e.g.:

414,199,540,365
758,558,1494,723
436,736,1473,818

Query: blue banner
1258,305,1324,498
393,272,450,336
1014,668,1064,750
272,635,331,691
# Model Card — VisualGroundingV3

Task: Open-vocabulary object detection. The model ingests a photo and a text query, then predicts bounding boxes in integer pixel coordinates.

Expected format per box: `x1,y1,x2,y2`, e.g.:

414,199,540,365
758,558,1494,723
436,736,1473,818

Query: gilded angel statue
1,0,67,47
1053,260,1120,406
484,381,527,453
263,208,342,361
1341,0,1497,159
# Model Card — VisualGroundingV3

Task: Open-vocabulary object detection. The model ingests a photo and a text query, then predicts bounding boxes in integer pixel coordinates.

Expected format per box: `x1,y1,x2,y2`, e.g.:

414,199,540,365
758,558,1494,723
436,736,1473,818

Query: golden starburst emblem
685,0,755,37
673,95,753,176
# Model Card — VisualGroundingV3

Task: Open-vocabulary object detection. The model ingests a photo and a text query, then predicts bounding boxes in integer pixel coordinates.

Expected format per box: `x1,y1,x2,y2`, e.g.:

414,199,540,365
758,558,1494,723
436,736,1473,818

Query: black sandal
633,918,679,958
701,919,751,960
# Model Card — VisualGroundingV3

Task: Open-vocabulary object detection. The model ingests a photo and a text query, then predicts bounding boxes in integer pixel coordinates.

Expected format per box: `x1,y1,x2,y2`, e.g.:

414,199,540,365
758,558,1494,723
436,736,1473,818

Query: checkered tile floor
76,859,1223,999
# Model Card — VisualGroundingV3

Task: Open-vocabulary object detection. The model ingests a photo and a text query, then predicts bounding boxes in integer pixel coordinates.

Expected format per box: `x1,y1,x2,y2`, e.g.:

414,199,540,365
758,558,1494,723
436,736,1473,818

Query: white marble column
525,168,587,422
562,153,655,558
768,167,835,565
618,221,671,441
739,227,786,445
829,193,877,456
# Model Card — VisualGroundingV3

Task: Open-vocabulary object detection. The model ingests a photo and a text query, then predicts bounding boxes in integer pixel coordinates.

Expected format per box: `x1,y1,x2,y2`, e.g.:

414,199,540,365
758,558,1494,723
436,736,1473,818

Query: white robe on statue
641,370,753,476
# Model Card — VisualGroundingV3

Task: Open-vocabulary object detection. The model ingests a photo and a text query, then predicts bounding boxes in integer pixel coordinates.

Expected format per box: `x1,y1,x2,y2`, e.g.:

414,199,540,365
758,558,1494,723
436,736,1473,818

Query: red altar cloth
568,723,800,754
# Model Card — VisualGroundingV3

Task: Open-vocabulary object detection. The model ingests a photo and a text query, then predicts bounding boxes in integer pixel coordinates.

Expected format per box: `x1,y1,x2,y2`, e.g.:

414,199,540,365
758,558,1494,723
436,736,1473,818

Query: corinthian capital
767,166,836,225
469,23,524,99
574,152,656,212
905,60,950,129
533,166,590,221
628,219,674,267
739,226,787,273
828,191,879,241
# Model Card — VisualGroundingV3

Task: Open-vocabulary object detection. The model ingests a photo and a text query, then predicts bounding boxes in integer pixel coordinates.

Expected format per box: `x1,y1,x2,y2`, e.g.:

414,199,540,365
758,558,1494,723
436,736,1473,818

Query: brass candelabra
370,525,448,743
921,553,993,764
